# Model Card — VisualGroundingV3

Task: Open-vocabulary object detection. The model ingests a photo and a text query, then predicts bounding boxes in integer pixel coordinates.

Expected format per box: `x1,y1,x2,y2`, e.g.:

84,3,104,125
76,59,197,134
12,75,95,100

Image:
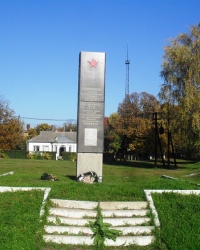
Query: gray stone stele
76,51,106,180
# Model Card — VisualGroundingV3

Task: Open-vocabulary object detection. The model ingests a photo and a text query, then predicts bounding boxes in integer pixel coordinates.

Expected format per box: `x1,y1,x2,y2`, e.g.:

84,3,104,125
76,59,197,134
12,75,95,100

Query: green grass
152,193,200,250
0,190,44,250
0,158,200,249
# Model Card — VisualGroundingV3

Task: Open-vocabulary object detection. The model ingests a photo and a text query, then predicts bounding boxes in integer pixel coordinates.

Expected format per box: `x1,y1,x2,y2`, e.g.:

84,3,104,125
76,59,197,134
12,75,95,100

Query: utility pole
153,112,165,168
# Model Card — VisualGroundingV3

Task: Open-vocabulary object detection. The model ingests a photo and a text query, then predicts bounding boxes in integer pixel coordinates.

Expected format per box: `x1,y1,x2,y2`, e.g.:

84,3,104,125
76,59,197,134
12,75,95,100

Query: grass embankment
0,158,200,249
0,190,44,250
153,193,200,250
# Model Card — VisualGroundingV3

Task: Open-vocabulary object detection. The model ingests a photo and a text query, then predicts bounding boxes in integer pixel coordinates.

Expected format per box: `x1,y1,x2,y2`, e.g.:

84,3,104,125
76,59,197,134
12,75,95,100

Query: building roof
27,131,77,143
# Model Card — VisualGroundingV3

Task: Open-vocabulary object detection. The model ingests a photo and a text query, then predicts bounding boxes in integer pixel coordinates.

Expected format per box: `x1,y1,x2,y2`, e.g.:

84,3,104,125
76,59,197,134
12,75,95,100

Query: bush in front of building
62,152,77,161
26,152,56,160
0,150,27,159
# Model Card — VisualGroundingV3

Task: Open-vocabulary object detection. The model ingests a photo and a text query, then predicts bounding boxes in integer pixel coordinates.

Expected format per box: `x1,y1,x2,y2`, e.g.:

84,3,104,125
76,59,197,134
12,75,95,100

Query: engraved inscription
80,102,103,126
80,87,103,102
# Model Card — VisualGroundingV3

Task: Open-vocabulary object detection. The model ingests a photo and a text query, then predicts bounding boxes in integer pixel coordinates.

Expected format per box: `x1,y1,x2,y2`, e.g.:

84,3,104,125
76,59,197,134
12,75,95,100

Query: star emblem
88,58,98,68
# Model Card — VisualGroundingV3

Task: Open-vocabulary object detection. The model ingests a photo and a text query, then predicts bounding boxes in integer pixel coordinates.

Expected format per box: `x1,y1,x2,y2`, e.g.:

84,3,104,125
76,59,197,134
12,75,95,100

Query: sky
0,0,200,128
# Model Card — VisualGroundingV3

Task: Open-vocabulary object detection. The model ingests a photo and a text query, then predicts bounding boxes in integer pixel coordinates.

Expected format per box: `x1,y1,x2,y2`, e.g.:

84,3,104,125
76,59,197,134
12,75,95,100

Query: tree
56,123,77,132
159,23,200,157
104,113,121,154
35,123,55,134
27,128,38,140
0,97,24,150
27,123,55,140
116,92,159,158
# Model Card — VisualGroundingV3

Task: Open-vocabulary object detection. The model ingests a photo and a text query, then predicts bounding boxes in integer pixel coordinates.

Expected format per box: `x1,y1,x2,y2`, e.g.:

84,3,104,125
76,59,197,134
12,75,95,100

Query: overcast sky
0,0,200,128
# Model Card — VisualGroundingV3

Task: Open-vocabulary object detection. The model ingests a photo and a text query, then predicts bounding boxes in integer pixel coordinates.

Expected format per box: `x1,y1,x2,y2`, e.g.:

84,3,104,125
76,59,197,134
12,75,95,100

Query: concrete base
76,153,102,178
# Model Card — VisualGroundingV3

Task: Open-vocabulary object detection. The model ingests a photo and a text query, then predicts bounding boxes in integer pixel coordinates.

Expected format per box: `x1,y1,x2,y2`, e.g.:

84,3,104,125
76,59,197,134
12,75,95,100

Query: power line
20,116,77,123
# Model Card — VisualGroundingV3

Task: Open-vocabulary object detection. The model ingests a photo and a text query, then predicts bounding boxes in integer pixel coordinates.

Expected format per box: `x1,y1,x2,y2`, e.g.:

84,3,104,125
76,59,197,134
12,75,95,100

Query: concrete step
44,225,93,235
101,209,149,217
100,201,148,210
112,226,154,235
47,216,95,226
105,235,155,246
51,199,148,210
49,207,97,218
43,234,155,246
51,199,98,209
49,207,149,218
47,215,150,227
103,217,151,226
44,225,154,236
44,199,155,247
44,234,93,245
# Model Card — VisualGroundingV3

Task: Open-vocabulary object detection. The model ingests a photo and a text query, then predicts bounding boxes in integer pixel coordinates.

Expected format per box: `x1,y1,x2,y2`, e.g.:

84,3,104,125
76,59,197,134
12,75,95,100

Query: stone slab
43,235,154,246
112,226,154,235
105,236,155,246
103,217,150,226
49,207,97,218
43,235,94,245
47,216,95,226
100,201,148,210
44,225,93,235
50,199,98,209
102,209,149,217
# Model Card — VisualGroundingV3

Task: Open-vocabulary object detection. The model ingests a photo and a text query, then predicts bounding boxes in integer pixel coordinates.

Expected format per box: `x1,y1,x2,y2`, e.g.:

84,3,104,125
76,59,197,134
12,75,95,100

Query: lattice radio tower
125,44,130,102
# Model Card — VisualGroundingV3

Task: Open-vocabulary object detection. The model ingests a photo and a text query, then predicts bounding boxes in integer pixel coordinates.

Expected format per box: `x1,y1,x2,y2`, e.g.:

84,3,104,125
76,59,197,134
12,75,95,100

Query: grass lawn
0,158,200,249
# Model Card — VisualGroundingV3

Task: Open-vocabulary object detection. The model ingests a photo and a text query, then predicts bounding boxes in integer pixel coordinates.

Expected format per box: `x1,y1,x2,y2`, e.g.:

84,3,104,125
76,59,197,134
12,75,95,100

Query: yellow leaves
190,25,200,39
191,112,200,134
129,143,135,151
0,119,24,150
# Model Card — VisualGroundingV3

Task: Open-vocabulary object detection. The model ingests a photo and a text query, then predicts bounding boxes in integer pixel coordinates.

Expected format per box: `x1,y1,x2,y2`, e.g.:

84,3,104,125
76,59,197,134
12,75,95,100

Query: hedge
0,150,28,159
62,152,77,161
0,150,56,160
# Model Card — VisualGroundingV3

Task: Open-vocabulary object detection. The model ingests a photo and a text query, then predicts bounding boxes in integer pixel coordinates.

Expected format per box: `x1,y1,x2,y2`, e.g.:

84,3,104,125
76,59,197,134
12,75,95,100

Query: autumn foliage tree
104,92,159,158
104,113,121,154
0,97,24,150
159,23,200,157
27,123,55,140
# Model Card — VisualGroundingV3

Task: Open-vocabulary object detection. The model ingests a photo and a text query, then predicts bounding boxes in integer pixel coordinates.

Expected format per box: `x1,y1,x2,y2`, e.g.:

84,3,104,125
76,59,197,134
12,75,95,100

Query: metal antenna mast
125,44,130,102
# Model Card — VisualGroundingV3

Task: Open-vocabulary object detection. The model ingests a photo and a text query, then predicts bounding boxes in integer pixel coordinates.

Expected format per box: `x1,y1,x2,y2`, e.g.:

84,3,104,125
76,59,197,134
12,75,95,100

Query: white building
26,131,77,159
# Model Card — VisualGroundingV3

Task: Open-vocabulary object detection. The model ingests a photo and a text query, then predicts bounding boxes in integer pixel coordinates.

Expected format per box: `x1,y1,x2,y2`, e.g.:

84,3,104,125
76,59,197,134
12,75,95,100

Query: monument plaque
76,51,106,180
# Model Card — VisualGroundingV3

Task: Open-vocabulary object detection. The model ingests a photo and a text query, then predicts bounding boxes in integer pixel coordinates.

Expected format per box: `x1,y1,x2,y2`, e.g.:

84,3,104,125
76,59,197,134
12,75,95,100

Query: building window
69,146,72,152
34,146,40,151
43,146,49,152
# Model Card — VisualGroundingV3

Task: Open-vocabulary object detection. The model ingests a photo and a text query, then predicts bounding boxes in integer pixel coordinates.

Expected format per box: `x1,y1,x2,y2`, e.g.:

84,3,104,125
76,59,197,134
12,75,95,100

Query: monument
76,51,106,182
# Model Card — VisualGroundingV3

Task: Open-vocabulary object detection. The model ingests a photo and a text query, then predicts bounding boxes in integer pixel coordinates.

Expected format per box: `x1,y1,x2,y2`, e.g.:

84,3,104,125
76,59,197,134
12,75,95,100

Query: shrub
0,151,8,158
1,150,27,159
26,152,54,160
42,152,52,160
62,152,77,161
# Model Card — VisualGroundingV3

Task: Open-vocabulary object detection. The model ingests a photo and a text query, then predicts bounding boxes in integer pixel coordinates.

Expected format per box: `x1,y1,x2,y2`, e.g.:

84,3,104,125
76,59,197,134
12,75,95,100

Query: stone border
0,186,51,217
144,190,200,227
0,171,14,177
